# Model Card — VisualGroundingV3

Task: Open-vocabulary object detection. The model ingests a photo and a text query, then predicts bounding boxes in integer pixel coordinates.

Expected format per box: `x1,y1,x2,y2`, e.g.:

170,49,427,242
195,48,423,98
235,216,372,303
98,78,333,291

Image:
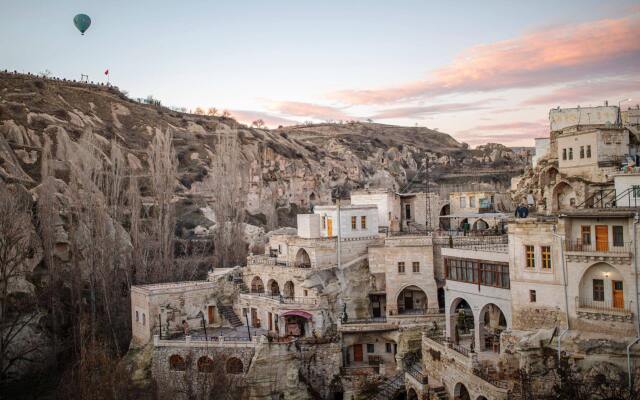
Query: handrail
565,239,632,253
575,296,633,314
341,317,388,325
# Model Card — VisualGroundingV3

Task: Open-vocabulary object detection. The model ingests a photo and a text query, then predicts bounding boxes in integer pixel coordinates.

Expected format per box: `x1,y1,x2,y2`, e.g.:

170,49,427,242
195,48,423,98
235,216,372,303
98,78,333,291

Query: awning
282,310,313,319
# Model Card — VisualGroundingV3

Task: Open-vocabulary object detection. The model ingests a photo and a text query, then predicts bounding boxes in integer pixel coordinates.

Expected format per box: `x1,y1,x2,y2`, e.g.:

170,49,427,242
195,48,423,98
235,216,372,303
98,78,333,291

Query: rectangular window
529,290,536,303
469,196,476,208
385,343,392,353
586,145,592,158
541,246,551,270
581,225,591,245
412,262,420,273
580,146,584,158
304,289,308,296
562,148,567,160
367,344,375,353
398,262,405,274
460,197,466,208
351,216,357,230
613,226,624,247
593,279,605,301
405,204,412,220
568,148,573,160
361,216,367,229
136,311,139,322
525,245,535,269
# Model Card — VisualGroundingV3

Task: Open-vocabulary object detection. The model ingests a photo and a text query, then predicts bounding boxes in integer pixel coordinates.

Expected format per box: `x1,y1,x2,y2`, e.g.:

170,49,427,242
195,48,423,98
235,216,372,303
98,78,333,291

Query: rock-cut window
169,355,186,371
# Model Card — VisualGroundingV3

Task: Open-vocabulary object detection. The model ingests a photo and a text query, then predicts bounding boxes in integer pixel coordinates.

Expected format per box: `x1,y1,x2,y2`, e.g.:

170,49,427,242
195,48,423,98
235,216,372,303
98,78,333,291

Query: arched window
169,354,186,371
197,356,214,373
251,276,265,293
226,357,244,374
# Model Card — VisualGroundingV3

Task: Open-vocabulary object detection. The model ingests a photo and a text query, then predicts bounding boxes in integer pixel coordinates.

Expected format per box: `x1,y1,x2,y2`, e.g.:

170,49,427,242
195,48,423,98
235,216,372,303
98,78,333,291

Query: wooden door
613,280,624,309
595,225,609,251
327,218,333,237
251,308,258,327
353,344,363,362
207,306,216,324
268,312,273,331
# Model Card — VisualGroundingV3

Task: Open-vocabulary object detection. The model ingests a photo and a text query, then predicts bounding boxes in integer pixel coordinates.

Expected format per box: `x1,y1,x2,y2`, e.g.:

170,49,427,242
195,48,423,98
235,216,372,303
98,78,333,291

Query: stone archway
267,279,280,296
478,303,507,352
472,218,489,231
454,382,471,400
552,181,576,211
284,281,295,298
251,276,265,293
579,262,626,310
449,298,474,345
439,204,451,230
296,248,311,268
396,285,428,315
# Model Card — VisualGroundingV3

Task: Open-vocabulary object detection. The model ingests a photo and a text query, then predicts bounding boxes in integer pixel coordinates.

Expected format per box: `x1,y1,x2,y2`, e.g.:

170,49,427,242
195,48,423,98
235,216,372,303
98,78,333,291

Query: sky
1,0,640,147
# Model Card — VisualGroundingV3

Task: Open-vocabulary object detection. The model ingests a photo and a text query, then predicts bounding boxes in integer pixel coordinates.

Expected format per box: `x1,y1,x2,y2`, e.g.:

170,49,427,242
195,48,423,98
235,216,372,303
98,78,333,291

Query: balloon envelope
73,14,91,35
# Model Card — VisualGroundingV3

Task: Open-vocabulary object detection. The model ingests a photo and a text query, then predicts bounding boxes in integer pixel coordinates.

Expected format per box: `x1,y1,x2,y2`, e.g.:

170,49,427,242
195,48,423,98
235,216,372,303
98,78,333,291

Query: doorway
207,306,216,324
327,218,333,237
613,280,624,308
251,308,258,327
268,312,273,331
372,296,382,318
353,344,363,362
595,225,608,251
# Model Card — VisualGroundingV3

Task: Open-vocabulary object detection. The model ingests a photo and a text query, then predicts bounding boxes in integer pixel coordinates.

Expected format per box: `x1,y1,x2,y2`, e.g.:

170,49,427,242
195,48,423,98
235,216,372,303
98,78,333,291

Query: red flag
104,69,109,75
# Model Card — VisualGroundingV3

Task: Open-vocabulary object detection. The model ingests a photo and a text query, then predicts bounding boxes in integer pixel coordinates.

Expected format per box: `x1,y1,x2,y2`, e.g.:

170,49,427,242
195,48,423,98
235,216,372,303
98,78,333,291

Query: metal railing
473,368,509,389
406,364,428,384
447,342,471,357
341,317,388,325
565,239,632,253
241,292,318,305
389,307,443,316
446,235,509,253
575,296,632,314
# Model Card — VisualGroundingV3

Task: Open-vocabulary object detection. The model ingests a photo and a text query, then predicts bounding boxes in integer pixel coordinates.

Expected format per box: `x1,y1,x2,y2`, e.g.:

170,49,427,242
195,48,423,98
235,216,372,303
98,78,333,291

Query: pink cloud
229,110,298,128
522,79,640,106
334,13,640,105
455,121,548,146
370,100,493,119
270,101,355,121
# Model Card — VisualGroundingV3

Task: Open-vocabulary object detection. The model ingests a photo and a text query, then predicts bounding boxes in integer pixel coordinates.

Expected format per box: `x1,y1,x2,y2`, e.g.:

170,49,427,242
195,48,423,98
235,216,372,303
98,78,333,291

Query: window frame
529,290,536,303
361,216,367,229
367,343,375,353
412,261,420,273
586,145,592,158
592,279,605,302
541,246,552,271
525,245,535,269
612,225,624,247
397,262,405,274
351,216,357,230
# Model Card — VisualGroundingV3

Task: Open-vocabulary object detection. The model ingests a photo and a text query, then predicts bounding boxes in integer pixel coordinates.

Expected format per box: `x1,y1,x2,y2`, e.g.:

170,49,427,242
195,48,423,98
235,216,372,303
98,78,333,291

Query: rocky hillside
0,72,527,239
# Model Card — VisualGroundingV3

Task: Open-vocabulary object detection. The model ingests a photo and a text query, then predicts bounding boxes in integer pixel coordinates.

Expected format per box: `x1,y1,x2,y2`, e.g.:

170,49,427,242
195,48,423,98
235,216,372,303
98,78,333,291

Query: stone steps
431,386,448,400
218,304,243,327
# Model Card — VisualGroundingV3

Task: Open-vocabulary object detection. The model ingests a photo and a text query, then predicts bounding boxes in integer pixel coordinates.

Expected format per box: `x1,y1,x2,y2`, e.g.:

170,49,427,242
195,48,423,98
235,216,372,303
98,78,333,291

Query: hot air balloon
73,14,91,35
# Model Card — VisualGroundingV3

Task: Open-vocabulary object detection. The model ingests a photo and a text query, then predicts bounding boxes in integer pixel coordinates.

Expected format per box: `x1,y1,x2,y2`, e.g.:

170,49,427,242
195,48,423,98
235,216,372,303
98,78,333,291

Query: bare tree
0,184,39,384
207,107,218,117
209,130,247,268
252,119,265,129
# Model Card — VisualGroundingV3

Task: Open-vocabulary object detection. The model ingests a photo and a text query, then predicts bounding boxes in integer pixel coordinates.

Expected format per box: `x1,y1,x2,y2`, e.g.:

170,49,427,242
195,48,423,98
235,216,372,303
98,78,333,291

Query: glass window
529,290,536,303
525,245,535,269
367,344,375,353
580,146,584,159
633,185,640,198
361,216,367,229
398,262,405,274
405,204,412,220
460,197,466,208
469,196,476,208
351,216,357,230
412,262,420,273
613,226,624,247
541,246,552,270
581,225,591,245
586,145,592,158
562,148,567,160
569,148,573,160
385,343,392,353
593,279,605,301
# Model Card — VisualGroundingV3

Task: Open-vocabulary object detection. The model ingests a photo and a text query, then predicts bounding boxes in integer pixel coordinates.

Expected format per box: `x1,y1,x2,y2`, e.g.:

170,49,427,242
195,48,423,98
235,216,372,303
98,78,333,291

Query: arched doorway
579,263,625,310
284,281,295,298
460,218,470,234
478,303,507,352
552,181,575,211
407,388,418,400
454,383,471,400
296,248,311,268
439,204,451,230
396,286,427,315
472,219,489,231
283,311,312,337
450,298,474,346
251,276,264,293
225,357,244,374
268,279,280,296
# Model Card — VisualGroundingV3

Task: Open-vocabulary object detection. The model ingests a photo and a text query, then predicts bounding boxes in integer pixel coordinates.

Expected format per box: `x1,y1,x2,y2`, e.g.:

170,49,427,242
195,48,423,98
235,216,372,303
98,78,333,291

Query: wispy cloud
268,101,355,121
229,109,298,128
522,79,640,106
333,13,640,105
455,121,548,146
370,100,493,119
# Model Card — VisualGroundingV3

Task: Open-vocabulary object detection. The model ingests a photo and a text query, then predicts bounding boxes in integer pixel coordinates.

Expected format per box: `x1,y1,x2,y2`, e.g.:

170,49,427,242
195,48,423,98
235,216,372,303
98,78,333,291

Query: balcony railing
341,317,388,325
473,368,509,389
241,293,318,305
565,240,632,254
575,296,632,314
389,306,443,316
447,342,471,357
406,364,429,384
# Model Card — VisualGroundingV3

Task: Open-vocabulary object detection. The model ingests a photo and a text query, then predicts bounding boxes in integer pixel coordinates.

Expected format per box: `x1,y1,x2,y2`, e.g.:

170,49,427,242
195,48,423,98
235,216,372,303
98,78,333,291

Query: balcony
575,296,633,322
564,240,632,263
240,292,318,306
338,317,397,333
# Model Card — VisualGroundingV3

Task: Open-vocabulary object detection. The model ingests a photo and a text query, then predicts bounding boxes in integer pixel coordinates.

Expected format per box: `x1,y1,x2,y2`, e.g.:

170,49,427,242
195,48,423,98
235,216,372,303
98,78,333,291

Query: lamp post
196,310,207,341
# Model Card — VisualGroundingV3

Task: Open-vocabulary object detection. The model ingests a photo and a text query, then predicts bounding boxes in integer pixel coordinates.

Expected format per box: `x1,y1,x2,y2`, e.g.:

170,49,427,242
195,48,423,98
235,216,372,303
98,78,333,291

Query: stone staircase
430,386,448,400
369,371,405,400
218,303,243,327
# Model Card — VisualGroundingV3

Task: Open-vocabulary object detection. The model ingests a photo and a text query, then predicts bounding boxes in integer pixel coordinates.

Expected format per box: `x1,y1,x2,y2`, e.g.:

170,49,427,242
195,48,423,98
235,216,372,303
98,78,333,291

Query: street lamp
196,310,208,341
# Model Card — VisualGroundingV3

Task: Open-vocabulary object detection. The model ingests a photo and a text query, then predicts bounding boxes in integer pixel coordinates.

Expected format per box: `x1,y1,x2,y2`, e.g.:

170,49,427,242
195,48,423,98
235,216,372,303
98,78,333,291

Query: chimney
604,100,608,106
